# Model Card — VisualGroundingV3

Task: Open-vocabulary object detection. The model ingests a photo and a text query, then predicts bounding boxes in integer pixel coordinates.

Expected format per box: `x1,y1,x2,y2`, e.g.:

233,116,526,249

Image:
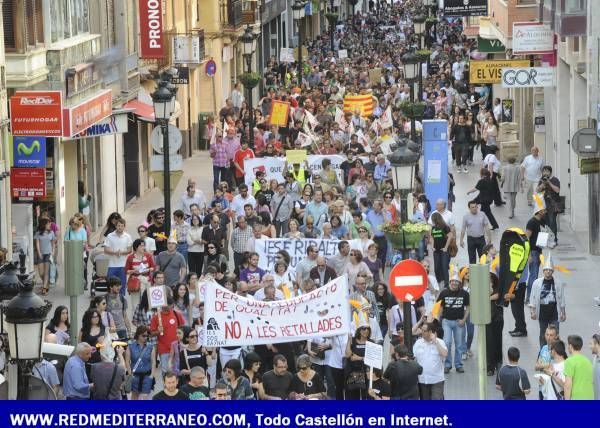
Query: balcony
541,0,587,37
224,0,244,29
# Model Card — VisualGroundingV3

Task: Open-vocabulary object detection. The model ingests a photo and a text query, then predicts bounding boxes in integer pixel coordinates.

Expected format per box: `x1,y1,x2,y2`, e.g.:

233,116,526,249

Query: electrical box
469,264,491,325
64,240,84,297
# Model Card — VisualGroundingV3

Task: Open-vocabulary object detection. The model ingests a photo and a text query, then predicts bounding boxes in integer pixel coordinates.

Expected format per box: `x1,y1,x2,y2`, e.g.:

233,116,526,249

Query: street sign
150,154,183,172
205,59,217,77
388,259,428,303
149,285,168,308
477,37,505,53
150,124,182,154
571,128,599,156
579,157,600,174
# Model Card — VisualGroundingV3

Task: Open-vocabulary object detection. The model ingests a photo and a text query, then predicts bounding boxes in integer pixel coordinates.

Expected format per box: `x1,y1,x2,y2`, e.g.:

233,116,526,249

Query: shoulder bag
123,344,150,394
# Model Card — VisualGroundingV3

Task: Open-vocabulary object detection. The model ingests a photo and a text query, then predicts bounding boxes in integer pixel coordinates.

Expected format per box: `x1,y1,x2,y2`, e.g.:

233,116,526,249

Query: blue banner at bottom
0,401,595,428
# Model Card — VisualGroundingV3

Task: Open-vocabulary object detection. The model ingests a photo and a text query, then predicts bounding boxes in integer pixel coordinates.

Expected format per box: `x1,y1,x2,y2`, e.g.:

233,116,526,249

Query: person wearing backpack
105,277,133,340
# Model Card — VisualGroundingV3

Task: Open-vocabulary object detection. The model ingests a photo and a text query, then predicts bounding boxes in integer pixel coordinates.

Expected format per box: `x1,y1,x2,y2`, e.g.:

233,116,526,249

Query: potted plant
398,101,414,117
325,13,339,24
380,221,430,249
412,102,426,118
239,72,261,89
415,49,432,63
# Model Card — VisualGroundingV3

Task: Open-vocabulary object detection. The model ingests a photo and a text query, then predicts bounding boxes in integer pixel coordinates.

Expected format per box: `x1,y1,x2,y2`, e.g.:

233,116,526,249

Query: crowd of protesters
15,0,598,401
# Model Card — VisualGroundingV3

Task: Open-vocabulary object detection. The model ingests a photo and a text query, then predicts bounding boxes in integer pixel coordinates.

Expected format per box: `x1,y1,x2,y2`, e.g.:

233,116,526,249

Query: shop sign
501,67,555,88
477,37,505,53
66,63,97,97
444,0,487,17
9,91,63,137
172,66,190,85
10,167,46,200
139,0,164,58
513,22,554,55
70,113,129,139
469,59,530,84
173,35,202,64
12,137,46,167
63,89,113,137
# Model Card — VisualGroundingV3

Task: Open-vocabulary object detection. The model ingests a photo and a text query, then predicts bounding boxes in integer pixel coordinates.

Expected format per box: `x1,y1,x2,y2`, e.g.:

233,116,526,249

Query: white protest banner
280,47,295,63
304,109,319,130
297,132,313,147
203,277,351,347
380,106,393,129
254,238,361,270
355,130,371,153
338,49,348,59
244,154,352,187
149,285,168,308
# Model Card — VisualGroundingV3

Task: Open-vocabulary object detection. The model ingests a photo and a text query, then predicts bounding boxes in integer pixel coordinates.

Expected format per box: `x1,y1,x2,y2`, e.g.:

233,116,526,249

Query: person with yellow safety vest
284,159,311,188
251,170,266,195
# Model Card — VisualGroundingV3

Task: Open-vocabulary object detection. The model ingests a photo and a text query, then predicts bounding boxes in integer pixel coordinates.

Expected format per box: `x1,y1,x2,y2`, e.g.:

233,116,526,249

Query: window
564,0,586,13
2,0,16,49
2,0,43,51
49,0,90,43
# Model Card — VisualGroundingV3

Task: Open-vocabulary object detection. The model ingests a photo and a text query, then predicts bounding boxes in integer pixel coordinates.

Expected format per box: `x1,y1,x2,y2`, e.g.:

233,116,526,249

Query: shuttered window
2,0,16,50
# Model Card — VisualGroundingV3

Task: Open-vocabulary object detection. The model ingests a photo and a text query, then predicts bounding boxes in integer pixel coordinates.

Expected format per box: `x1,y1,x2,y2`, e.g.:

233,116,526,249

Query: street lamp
1,253,52,399
152,79,176,233
387,139,419,352
413,13,427,46
292,0,306,88
402,51,420,141
241,25,257,147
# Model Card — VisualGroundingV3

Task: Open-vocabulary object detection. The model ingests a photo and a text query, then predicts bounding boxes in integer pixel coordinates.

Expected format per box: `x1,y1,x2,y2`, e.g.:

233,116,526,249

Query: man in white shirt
253,275,285,301
520,146,544,206
180,184,207,218
428,199,456,234
492,98,503,123
104,218,133,297
452,58,465,81
230,184,256,219
413,321,448,400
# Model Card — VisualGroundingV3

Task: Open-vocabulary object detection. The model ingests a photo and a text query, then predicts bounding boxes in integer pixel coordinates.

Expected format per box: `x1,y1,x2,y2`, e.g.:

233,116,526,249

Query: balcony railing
541,0,587,36
224,0,244,29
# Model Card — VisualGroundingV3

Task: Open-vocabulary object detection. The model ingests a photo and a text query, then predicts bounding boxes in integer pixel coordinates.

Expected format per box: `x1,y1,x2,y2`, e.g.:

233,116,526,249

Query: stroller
89,244,110,297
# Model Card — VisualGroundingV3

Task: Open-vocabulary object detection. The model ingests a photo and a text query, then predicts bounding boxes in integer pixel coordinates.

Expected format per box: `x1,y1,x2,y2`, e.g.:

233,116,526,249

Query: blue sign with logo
423,120,449,207
13,136,46,167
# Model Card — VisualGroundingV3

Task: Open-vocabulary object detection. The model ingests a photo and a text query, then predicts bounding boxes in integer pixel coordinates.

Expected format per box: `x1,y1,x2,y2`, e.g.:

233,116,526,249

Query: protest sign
202,277,351,347
338,49,348,59
269,100,290,126
364,341,383,370
369,68,382,85
286,149,307,164
149,285,168,308
279,47,294,63
254,238,361,270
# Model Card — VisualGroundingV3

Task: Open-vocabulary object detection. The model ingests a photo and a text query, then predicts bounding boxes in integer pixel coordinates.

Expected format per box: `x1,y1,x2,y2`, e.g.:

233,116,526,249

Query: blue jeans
106,266,126,297
525,250,541,301
442,319,466,369
176,242,188,262
433,250,450,288
212,165,229,191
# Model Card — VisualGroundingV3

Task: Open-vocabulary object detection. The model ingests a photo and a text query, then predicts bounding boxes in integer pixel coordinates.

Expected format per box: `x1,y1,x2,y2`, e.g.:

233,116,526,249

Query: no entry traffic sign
388,259,428,303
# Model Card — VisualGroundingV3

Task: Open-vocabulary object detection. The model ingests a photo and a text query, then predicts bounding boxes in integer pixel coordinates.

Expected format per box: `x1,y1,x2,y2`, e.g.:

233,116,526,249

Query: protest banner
254,238,361,270
244,154,357,187
202,277,351,347
338,49,348,59
286,149,307,164
269,100,290,126
149,285,168,308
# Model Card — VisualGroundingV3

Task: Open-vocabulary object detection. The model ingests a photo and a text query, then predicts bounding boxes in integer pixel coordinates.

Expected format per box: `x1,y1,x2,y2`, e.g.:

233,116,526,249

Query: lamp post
328,0,336,53
387,140,419,352
152,77,176,233
402,51,420,141
424,0,438,44
292,0,306,88
413,13,426,50
241,25,258,148
1,252,52,399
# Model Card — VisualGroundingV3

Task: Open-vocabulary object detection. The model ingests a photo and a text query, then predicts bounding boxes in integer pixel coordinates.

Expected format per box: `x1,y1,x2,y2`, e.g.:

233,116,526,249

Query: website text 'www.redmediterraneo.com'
8,413,251,428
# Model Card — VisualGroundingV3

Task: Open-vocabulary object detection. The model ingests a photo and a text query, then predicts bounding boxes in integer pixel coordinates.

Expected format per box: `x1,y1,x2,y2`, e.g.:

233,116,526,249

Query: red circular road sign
388,260,428,303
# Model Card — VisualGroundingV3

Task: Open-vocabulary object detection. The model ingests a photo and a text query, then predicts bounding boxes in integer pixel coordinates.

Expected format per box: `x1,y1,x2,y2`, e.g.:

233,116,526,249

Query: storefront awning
123,99,155,122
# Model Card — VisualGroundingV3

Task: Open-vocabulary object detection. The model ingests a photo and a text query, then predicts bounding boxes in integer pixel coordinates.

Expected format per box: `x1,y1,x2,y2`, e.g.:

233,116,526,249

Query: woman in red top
124,239,156,292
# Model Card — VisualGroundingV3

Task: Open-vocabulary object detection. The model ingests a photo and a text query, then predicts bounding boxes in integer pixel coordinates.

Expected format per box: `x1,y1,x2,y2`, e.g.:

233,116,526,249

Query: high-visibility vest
291,168,306,185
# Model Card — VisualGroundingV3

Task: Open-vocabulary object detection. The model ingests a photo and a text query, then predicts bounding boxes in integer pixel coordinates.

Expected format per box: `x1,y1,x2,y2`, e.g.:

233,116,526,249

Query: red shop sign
10,168,46,200
63,89,113,137
139,0,165,59
9,91,63,137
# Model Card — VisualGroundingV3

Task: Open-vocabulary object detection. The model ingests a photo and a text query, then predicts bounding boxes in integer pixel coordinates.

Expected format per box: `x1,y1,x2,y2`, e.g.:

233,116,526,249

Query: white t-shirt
521,154,544,182
231,194,256,218
428,209,455,227
484,154,501,173
104,231,133,267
